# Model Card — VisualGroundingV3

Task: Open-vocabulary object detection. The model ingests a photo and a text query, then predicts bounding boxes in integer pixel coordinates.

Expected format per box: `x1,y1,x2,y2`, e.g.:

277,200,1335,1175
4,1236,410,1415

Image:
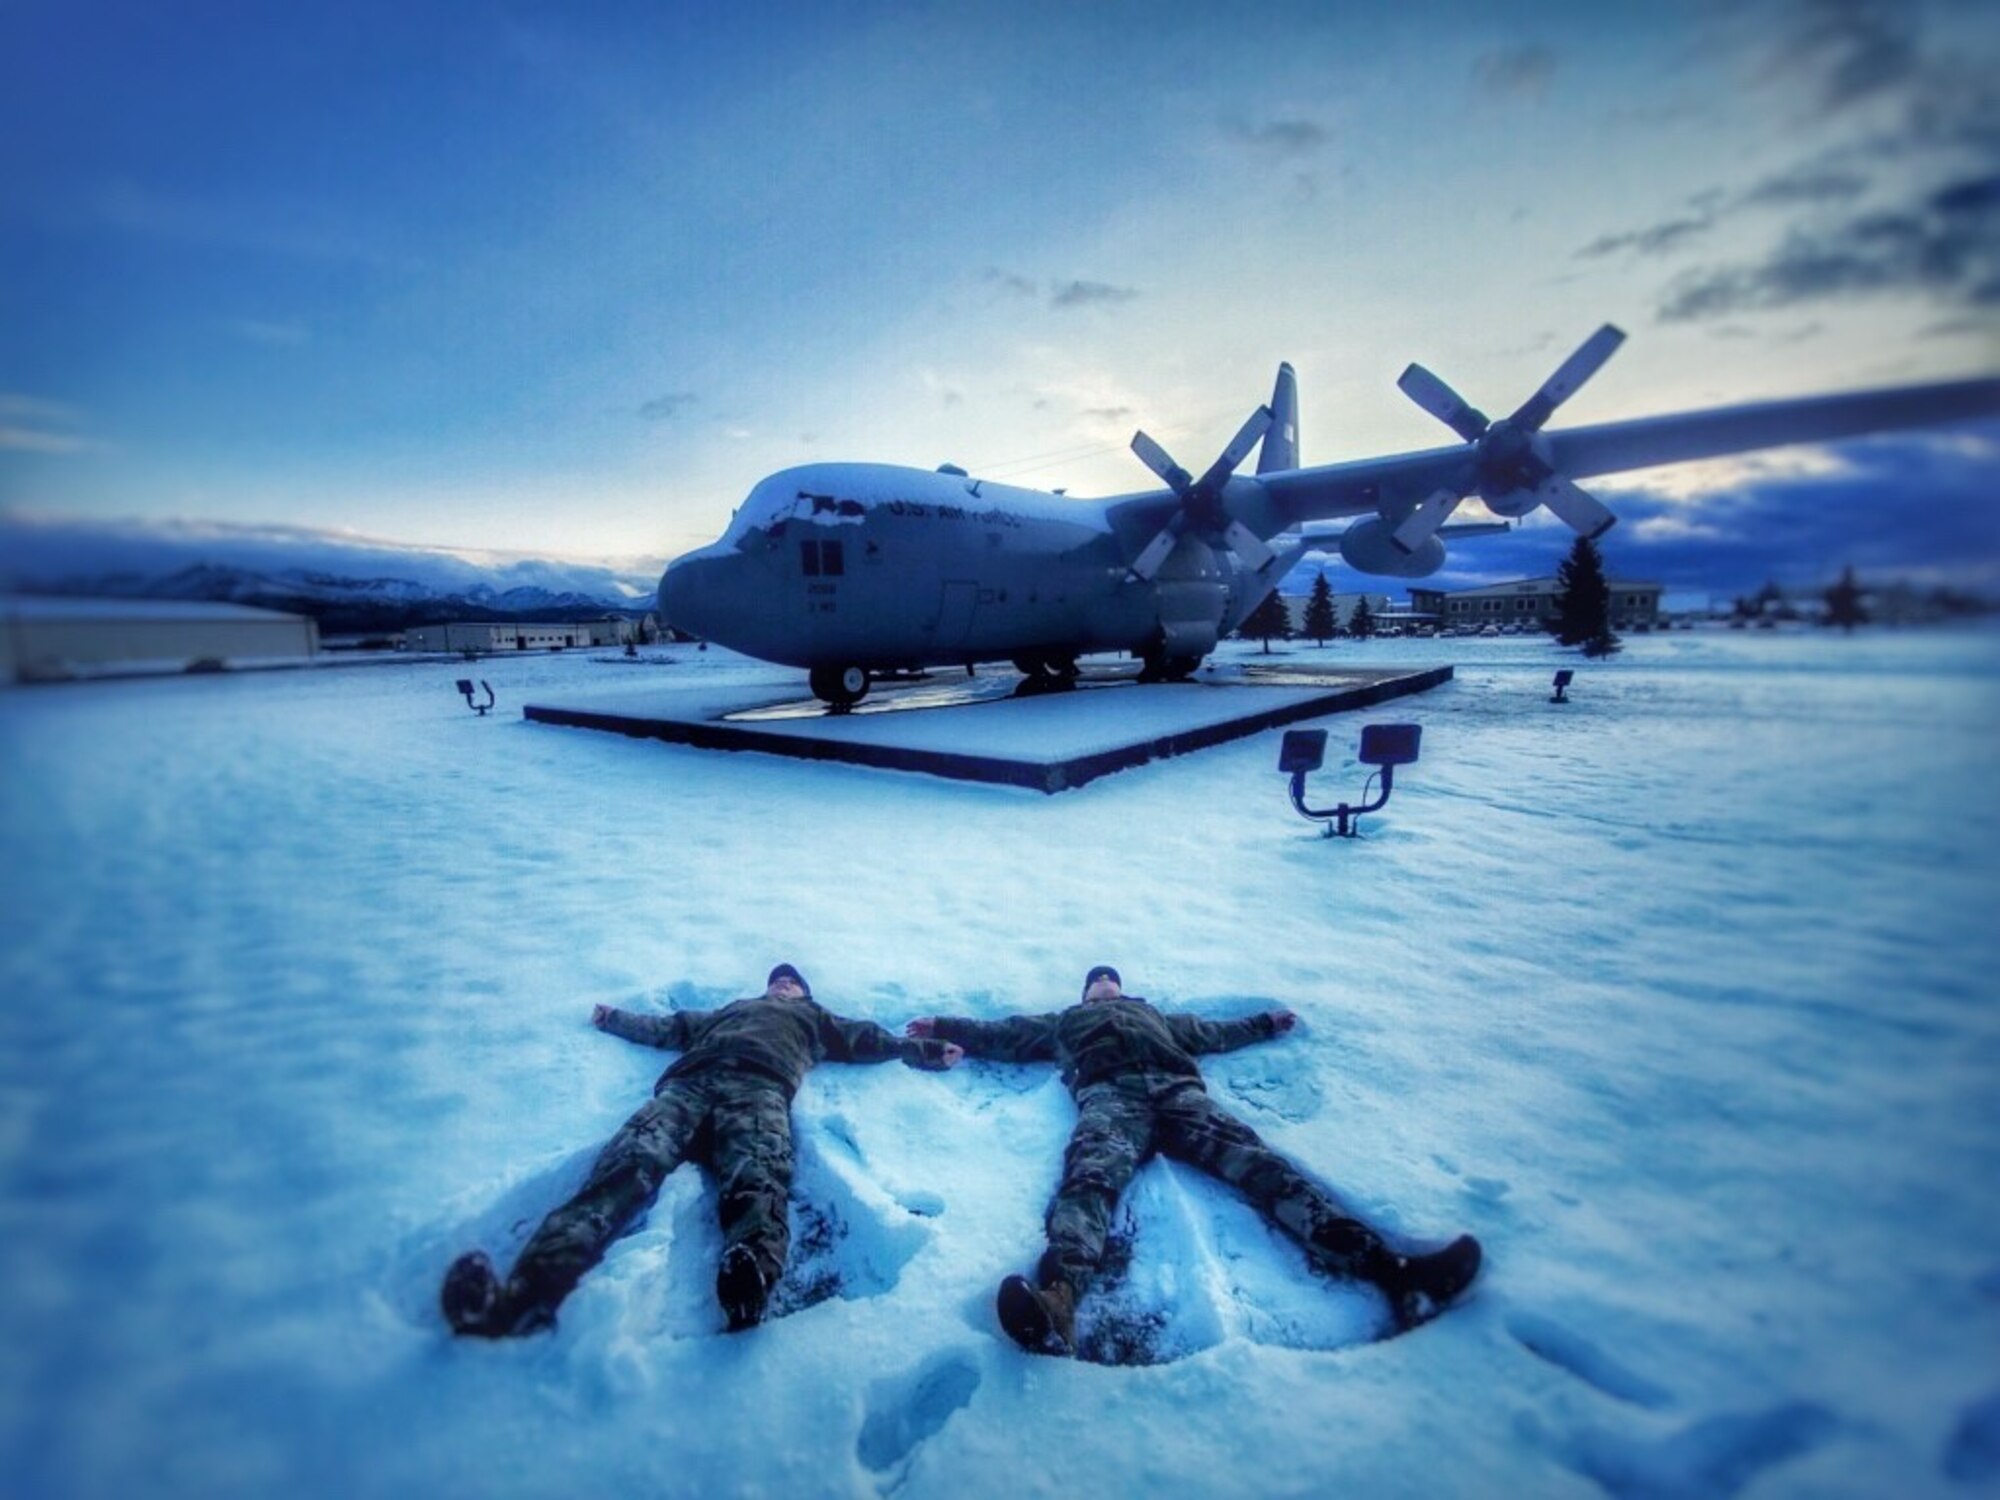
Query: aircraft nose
658,548,728,641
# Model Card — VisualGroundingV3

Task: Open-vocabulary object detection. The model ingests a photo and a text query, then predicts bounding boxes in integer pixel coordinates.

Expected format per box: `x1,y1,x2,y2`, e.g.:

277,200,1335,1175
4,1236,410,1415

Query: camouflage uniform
500,993,950,1322
932,997,1383,1293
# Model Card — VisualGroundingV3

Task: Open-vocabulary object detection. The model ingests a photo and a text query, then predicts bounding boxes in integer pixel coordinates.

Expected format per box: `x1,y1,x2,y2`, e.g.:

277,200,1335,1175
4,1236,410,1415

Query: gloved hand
905,1017,936,1037
1271,1009,1298,1033
902,1037,963,1070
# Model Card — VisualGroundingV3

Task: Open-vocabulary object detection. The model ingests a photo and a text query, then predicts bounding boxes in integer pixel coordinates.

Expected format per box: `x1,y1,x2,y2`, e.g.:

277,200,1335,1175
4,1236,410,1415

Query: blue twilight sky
2,0,1997,585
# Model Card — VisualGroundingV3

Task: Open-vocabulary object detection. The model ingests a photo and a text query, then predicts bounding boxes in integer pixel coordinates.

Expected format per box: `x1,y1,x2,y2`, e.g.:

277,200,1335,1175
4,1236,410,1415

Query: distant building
403,618,637,653
1407,577,1663,631
1,596,320,684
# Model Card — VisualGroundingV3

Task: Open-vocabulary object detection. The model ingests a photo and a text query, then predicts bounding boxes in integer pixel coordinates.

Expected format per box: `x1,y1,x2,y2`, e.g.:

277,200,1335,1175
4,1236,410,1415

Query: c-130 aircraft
659,326,1997,706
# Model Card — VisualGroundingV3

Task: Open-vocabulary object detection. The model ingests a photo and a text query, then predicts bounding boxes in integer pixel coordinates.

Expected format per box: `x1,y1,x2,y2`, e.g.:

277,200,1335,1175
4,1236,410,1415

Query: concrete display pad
523,660,1453,793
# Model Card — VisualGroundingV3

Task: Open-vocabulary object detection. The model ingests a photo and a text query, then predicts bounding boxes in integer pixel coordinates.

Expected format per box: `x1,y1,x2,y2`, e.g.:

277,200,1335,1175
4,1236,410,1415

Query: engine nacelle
1484,486,1541,519
1339,517,1446,578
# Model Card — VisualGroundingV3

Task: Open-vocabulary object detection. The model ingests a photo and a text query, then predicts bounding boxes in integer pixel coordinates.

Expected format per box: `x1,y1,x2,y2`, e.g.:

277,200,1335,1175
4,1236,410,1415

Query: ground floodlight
1282,722,1422,838
1552,669,1574,703
457,679,496,716
1359,723,1422,766
1278,729,1328,774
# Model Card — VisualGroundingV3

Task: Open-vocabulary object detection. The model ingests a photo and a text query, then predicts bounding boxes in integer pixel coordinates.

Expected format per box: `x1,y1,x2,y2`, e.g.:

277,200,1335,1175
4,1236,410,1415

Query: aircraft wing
1545,376,2000,480
1256,374,1999,529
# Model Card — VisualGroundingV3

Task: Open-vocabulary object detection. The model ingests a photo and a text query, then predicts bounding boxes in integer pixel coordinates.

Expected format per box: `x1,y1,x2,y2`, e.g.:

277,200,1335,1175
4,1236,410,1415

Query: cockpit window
799,540,844,576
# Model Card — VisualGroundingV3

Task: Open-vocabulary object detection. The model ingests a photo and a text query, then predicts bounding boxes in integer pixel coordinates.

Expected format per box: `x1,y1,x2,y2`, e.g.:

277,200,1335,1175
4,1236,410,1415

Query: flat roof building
1408,577,1663,632
1,596,320,684
403,619,634,654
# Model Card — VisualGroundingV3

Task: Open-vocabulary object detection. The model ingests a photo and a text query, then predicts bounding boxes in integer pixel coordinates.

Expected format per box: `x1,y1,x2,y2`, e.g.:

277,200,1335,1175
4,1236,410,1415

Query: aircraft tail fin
1257,362,1299,475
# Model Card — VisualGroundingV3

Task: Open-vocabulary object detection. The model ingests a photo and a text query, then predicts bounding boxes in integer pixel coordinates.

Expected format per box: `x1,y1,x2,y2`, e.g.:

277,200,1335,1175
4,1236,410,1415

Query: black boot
996,1274,1077,1356
1369,1235,1483,1332
441,1251,557,1338
717,1244,770,1331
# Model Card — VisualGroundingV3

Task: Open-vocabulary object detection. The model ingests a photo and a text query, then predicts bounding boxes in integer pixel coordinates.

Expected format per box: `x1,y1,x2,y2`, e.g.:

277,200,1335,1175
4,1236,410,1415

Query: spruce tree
1303,570,1337,645
1349,595,1376,640
1823,565,1867,632
1240,589,1292,653
1553,535,1619,654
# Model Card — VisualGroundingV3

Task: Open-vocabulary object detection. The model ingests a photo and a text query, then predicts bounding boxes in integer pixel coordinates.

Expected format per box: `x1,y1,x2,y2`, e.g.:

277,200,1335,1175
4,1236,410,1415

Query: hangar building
1,597,320,684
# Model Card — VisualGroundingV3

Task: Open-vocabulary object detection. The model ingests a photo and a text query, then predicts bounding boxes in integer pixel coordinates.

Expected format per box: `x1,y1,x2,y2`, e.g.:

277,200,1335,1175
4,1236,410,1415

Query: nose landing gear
809,663,870,708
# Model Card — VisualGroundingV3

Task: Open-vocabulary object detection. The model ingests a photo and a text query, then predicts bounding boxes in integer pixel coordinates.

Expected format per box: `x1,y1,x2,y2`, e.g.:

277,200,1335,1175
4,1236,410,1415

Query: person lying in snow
907,965,1481,1356
442,963,963,1337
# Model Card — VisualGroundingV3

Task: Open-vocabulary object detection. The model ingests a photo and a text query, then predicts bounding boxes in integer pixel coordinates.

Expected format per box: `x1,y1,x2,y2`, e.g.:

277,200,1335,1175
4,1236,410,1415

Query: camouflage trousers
504,1067,793,1317
1040,1077,1382,1293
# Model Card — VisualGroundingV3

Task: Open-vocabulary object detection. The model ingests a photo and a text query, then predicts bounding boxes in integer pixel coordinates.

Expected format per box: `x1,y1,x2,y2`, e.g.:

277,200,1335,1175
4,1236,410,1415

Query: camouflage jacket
596,993,950,1098
931,996,1279,1096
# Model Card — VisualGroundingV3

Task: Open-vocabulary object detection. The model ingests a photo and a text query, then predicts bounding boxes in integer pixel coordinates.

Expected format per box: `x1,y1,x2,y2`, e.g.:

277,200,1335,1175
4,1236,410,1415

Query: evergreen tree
1348,595,1376,640
1303,570,1337,645
1239,589,1292,653
1553,535,1619,654
1823,566,1867,632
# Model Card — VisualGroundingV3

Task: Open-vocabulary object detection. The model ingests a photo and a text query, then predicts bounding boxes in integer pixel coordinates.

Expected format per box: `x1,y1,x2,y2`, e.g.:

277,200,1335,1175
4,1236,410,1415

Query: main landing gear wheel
1137,650,1200,683
1011,652,1080,682
809,664,869,707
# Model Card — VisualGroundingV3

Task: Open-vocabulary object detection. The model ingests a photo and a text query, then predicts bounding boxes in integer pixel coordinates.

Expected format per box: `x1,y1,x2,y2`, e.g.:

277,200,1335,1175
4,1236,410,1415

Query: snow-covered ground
2,628,1997,1499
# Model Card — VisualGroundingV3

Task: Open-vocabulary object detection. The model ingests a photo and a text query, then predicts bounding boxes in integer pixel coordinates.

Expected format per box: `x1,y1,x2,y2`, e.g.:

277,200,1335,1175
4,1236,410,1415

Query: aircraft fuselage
659,462,1272,678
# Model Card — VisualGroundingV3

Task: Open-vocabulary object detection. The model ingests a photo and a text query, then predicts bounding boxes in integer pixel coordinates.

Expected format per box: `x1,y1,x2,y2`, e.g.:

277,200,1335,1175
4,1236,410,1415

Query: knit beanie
1082,965,1121,998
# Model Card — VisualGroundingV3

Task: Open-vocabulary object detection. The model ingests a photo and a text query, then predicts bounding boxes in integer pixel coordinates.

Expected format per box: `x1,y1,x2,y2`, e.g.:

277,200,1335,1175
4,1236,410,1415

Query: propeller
1389,325,1625,554
1126,405,1276,582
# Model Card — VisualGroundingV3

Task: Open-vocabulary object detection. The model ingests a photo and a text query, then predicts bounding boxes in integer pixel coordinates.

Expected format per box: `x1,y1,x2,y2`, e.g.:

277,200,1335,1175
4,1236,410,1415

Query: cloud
982,267,1039,299
1658,172,2000,319
1770,0,1921,115
1575,215,1716,260
1080,406,1133,422
90,180,396,268
1049,280,1138,310
1472,45,1558,101
0,427,89,455
638,392,699,421
0,510,665,597
1221,118,1330,158
0,394,90,455
1738,165,1872,207
226,319,310,347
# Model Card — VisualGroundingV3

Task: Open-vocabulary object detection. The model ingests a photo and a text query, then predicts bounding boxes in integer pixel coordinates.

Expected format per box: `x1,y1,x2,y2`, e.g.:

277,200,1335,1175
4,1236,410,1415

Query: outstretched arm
908,1013,1061,1064
818,1007,963,1071
590,1003,710,1050
1165,1009,1297,1056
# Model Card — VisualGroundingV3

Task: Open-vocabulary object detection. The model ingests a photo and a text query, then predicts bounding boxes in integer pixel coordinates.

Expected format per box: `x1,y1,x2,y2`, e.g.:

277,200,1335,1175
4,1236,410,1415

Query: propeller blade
1399,364,1489,443
1391,487,1467,554
1126,517,1185,582
1534,475,1618,539
1130,431,1193,497
1193,405,1274,496
1510,324,1625,430
1221,518,1276,573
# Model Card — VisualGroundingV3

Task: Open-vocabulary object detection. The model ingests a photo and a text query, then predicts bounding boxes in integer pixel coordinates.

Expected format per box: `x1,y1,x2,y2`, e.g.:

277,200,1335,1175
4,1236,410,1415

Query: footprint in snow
855,1349,982,1484
1566,1401,1840,1500
1505,1311,1673,1408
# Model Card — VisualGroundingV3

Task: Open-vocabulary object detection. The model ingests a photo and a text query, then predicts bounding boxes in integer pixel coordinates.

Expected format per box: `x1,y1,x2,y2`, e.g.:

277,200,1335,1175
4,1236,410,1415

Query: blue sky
2,0,1996,590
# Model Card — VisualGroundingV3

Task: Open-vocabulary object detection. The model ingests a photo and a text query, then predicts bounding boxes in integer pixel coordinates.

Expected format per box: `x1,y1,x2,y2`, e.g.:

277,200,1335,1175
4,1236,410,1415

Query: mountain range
0,513,663,635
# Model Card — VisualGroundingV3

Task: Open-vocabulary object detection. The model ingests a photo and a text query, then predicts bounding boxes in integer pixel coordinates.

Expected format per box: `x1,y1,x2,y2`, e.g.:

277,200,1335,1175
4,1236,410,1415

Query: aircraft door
929,580,978,648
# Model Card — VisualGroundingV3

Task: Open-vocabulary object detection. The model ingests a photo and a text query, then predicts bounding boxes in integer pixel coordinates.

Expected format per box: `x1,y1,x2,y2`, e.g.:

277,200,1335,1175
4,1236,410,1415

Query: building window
823,540,844,576
801,541,820,576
